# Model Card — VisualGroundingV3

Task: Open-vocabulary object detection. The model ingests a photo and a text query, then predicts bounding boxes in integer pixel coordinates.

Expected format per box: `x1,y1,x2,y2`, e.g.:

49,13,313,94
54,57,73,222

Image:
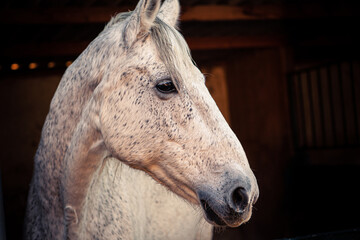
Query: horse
25,0,259,239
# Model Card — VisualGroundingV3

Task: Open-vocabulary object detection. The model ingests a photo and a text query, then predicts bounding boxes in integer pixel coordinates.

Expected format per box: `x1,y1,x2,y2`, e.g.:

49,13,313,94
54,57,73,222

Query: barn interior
1,0,360,239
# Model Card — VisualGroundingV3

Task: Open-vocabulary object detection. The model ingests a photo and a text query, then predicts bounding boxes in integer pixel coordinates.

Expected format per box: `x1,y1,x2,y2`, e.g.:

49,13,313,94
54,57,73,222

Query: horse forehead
129,36,206,93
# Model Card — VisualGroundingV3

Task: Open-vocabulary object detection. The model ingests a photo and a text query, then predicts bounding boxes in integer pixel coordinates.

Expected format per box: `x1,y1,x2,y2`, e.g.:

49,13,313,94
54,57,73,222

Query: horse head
96,0,259,227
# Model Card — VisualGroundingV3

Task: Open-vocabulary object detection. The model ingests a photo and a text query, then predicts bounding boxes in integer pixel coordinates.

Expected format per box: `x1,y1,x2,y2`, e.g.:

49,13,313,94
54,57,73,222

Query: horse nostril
231,187,249,213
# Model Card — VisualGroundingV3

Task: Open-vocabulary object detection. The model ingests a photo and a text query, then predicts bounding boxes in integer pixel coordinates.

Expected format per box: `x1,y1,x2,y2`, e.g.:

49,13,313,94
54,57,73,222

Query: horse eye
156,80,177,94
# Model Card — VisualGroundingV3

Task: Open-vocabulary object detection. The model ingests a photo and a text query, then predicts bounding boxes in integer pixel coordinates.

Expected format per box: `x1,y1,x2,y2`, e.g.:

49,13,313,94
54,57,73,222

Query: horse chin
200,200,227,227
200,199,253,228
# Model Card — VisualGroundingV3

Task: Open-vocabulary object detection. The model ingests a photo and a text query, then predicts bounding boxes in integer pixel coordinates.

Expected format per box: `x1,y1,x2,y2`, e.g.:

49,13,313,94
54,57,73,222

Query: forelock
151,17,194,89
105,11,195,89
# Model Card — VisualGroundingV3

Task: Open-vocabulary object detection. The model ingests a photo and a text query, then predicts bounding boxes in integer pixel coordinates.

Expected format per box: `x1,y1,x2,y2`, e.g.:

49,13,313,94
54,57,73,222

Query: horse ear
124,0,161,46
157,0,180,28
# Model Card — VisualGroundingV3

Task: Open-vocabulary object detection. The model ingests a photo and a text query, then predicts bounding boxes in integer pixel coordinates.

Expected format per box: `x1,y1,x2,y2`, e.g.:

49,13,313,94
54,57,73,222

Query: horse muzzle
197,173,259,227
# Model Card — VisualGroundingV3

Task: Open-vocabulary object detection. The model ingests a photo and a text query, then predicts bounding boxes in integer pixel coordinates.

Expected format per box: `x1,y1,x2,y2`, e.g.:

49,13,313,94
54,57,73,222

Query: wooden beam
1,34,357,59
0,36,287,58
0,7,130,24
181,5,284,21
186,36,286,50
1,41,90,58
182,3,358,21
0,3,358,24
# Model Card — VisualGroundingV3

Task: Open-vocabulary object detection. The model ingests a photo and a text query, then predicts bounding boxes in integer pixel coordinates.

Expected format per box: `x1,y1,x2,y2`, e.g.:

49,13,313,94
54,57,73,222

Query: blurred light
65,61,72,67
47,61,56,68
29,62,38,69
11,63,19,70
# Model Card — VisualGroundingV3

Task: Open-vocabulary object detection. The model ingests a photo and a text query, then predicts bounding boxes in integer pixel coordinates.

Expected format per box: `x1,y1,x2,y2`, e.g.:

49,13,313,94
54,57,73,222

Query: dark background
1,0,360,239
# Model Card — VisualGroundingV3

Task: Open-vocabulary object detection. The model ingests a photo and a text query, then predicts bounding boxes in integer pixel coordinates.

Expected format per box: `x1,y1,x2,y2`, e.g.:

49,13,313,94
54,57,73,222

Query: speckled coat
25,0,259,239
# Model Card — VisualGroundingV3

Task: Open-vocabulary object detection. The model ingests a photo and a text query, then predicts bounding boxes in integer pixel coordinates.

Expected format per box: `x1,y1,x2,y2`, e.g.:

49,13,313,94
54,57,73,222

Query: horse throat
74,158,212,239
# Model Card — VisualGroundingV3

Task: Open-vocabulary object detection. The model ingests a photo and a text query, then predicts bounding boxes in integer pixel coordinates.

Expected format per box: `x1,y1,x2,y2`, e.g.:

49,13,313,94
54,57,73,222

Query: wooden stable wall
227,48,291,239
203,48,292,239
196,47,292,239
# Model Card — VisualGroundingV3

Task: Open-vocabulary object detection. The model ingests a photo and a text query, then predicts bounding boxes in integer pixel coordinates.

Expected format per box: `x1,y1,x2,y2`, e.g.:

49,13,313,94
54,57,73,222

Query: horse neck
77,157,212,240
38,53,102,161
30,48,106,236
58,87,107,238
77,158,150,238
52,51,103,140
